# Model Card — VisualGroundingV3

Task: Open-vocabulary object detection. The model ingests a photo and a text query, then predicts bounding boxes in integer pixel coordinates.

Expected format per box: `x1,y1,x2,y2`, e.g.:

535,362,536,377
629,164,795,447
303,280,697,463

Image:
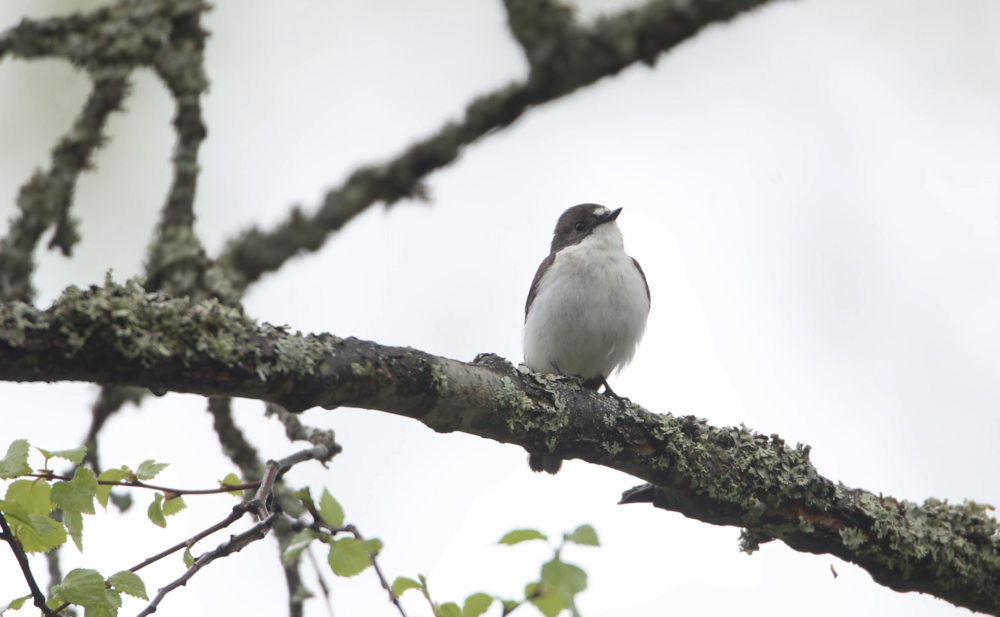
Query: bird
523,204,650,474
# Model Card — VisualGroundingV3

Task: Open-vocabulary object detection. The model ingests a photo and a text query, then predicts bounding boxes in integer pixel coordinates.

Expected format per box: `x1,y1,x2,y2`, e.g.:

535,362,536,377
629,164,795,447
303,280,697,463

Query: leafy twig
128,504,249,574
289,508,406,617
136,513,277,617
0,511,58,617
25,473,259,497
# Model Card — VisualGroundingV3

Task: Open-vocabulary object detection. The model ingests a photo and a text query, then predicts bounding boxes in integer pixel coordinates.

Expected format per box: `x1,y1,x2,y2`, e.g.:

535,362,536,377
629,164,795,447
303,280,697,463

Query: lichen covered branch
0,0,212,303
0,278,996,614
215,0,783,294
0,72,129,303
206,397,314,617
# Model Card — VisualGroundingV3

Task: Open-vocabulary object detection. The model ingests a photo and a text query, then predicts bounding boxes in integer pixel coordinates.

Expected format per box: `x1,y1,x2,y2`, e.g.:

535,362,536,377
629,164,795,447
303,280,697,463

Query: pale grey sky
1,1,998,616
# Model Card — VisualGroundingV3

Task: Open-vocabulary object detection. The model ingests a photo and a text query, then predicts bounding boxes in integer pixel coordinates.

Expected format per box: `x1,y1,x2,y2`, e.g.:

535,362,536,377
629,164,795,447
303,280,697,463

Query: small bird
523,204,650,474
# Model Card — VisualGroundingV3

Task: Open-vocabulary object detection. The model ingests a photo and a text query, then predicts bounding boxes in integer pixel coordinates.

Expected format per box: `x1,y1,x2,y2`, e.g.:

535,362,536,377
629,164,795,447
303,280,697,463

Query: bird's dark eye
574,221,586,232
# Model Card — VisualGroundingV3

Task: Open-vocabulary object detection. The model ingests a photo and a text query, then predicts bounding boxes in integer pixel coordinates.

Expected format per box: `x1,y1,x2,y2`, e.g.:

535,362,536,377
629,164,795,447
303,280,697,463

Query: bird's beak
598,208,622,225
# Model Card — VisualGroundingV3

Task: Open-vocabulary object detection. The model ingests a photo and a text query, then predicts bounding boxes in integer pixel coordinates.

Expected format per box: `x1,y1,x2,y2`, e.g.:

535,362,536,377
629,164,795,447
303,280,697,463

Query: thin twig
274,446,339,478
128,505,247,573
206,397,310,616
125,447,325,575
305,546,335,617
0,511,58,616
250,461,279,519
265,402,341,452
129,450,323,613
290,509,407,617
26,473,260,496
345,524,405,617
136,513,277,617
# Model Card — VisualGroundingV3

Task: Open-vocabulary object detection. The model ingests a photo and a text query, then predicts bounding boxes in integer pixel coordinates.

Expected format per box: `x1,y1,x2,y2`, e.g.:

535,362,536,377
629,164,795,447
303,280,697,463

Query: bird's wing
632,257,650,308
525,253,556,322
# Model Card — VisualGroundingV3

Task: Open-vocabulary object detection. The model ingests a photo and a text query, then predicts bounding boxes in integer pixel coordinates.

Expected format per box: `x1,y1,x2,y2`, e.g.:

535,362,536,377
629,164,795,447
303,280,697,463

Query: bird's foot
599,376,631,409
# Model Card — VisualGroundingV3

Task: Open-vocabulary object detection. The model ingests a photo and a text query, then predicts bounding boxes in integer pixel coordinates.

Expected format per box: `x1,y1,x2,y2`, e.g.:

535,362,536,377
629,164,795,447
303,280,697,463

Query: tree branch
283,513,406,617
213,0,784,295
0,72,129,303
1,279,997,614
205,396,312,617
0,0,212,303
0,511,58,617
136,512,277,617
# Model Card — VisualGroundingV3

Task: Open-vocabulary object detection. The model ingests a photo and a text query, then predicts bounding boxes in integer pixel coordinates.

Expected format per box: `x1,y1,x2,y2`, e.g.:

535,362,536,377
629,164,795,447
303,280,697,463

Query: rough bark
1,278,997,615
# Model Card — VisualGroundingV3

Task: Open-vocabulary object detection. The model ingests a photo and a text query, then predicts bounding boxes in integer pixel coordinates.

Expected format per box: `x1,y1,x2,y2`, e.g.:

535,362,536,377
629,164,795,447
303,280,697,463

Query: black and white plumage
523,204,650,474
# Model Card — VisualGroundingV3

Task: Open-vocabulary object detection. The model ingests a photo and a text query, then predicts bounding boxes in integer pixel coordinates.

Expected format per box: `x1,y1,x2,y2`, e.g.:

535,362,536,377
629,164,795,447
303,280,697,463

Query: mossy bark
2,278,997,615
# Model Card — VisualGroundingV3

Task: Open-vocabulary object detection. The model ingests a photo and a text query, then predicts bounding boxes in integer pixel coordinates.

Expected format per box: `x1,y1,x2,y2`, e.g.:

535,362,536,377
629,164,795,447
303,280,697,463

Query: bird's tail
528,453,562,474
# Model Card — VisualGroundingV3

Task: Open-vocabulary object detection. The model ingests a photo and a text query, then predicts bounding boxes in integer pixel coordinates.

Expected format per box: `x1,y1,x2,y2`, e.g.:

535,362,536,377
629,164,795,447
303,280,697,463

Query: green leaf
0,440,32,479
51,569,114,609
162,495,186,517
0,499,31,526
84,590,122,617
500,599,520,616
540,559,587,616
0,595,31,615
13,511,67,553
135,460,168,481
360,538,382,557
439,602,463,617
96,469,125,510
391,576,422,597
118,465,136,483
27,514,55,535
498,529,547,545
219,473,243,497
282,529,319,565
326,537,371,577
108,570,148,600
4,479,52,515
564,524,599,547
64,509,84,551
50,467,97,516
529,588,567,617
318,488,344,527
541,559,587,596
37,446,87,466
463,592,493,617
147,493,166,528
183,546,195,569
293,487,314,509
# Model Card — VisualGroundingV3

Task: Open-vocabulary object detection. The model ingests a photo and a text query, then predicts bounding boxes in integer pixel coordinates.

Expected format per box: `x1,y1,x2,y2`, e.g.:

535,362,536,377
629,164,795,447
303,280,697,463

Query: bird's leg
599,376,631,408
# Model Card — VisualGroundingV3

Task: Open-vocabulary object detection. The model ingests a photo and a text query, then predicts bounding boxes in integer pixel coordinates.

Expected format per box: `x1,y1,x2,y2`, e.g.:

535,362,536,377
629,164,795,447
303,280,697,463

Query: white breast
523,223,649,379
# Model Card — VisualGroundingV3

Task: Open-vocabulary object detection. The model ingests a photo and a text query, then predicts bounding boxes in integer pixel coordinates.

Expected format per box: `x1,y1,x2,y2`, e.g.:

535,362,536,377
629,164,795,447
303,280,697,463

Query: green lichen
268,329,337,376
42,274,250,367
0,301,48,347
534,371,569,413
497,375,569,439
602,441,623,456
430,363,448,396
602,413,615,427
738,529,773,554
350,362,378,377
1,274,349,386
840,527,868,550
498,376,539,432
740,498,767,526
